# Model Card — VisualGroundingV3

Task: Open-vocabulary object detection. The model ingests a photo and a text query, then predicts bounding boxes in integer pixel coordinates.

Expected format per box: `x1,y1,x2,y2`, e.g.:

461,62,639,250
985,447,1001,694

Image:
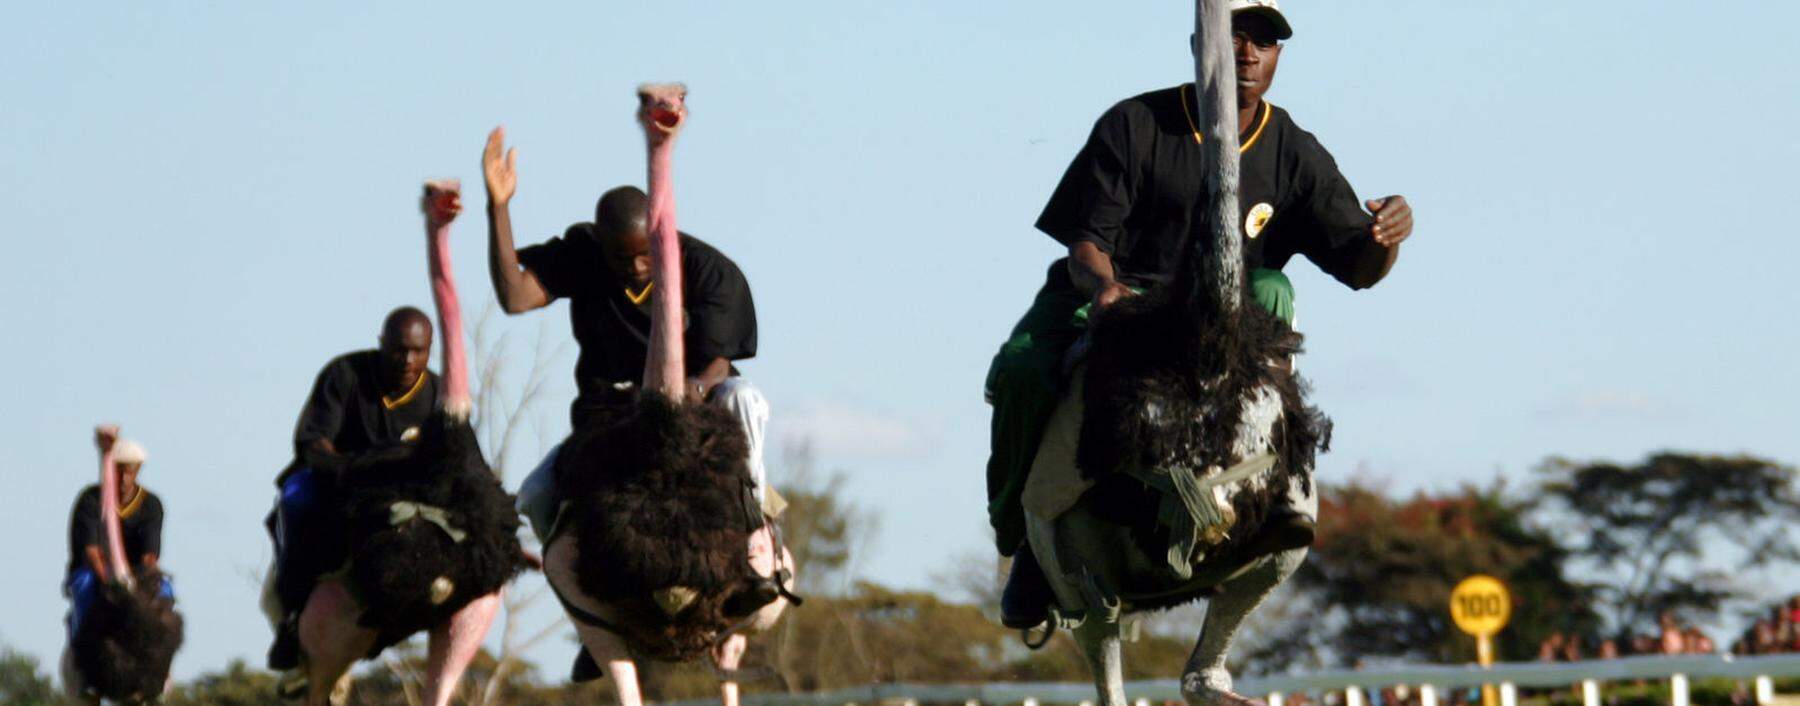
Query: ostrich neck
1192,0,1244,317
98,448,135,588
428,222,471,418
642,136,686,401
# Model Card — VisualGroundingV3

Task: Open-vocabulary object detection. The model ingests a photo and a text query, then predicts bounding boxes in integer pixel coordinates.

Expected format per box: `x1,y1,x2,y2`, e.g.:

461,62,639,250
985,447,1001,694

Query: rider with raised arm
480,128,783,675
987,0,1415,628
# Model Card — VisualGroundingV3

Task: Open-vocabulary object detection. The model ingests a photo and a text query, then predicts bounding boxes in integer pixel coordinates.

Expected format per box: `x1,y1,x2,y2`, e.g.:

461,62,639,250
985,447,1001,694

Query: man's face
379,319,433,391
117,462,141,491
597,226,653,290
1231,13,1283,108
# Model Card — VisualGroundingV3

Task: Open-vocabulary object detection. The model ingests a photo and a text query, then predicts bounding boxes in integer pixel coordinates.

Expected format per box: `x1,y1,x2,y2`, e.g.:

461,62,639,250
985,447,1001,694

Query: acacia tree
0,647,68,706
1271,480,1598,667
461,311,575,706
1534,452,1800,633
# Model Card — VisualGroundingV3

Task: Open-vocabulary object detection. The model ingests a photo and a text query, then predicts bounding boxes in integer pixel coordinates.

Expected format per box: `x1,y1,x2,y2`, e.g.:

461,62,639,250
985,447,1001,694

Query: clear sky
3,0,1798,681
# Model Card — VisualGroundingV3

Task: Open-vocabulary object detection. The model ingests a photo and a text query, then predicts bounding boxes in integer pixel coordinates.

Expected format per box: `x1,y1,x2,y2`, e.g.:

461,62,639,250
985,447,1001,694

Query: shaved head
593,186,648,241
593,186,653,288
382,307,432,342
379,306,433,395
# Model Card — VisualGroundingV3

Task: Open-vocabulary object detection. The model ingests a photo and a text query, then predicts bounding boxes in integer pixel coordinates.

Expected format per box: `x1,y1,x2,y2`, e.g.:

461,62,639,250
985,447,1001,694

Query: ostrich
539,83,795,706
284,181,528,706
62,428,183,705
1019,2,1330,706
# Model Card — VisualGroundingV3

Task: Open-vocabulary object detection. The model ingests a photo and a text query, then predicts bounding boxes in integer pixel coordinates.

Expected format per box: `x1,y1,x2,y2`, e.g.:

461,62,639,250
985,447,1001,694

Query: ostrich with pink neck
62,427,183,705
540,83,794,706
286,182,527,706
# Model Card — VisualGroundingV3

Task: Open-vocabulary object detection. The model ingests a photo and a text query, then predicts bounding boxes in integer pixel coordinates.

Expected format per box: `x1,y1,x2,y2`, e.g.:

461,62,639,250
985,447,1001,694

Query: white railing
673,654,1800,706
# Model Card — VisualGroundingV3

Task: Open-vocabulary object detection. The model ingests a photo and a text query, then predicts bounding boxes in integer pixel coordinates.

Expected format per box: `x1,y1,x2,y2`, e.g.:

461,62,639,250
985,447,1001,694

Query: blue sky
3,0,1798,681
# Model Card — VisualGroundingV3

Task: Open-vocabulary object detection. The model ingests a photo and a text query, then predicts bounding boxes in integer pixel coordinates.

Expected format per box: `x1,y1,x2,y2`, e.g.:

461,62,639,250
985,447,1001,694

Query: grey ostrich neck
1193,0,1243,318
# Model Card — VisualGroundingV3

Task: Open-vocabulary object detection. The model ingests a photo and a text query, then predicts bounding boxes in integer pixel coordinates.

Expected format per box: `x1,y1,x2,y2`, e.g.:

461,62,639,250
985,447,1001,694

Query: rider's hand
1367,195,1413,247
1093,281,1135,310
94,425,120,454
483,127,518,206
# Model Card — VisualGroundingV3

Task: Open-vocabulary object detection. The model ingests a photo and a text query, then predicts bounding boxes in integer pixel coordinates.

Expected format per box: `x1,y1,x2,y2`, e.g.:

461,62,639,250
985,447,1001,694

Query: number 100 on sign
1449,575,1511,637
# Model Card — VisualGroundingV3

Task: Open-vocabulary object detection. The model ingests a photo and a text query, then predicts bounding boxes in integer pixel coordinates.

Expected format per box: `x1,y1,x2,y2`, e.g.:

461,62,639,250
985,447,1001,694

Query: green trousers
983,268,1296,554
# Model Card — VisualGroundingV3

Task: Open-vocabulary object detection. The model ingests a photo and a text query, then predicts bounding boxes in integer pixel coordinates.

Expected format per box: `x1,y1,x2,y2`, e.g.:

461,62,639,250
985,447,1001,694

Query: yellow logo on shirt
1246,203,1274,239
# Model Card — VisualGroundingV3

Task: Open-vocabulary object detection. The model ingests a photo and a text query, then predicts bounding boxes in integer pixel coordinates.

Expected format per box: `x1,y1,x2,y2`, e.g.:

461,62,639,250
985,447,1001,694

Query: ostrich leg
576,625,643,706
543,535,648,706
1179,548,1305,706
714,634,749,706
421,593,503,706
1074,618,1129,706
298,581,375,706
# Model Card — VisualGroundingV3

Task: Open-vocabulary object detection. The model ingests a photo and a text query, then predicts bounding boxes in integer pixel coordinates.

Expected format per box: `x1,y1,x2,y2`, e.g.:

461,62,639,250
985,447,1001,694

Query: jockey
264,306,440,669
479,130,782,625
66,428,173,638
987,0,1416,628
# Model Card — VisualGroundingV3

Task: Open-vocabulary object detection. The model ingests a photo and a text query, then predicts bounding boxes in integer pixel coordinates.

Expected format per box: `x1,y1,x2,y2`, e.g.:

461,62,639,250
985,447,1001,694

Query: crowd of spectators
1729,596,1800,655
1536,611,1717,663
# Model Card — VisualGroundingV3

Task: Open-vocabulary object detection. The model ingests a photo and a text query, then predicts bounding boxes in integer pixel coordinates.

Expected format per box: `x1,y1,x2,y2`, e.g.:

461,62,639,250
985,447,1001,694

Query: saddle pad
1023,371,1093,520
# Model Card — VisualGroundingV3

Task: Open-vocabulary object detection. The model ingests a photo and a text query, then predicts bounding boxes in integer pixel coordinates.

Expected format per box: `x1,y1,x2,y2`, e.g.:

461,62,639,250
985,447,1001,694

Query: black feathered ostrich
279,182,528,706
1019,2,1329,706
539,83,795,706
61,426,183,705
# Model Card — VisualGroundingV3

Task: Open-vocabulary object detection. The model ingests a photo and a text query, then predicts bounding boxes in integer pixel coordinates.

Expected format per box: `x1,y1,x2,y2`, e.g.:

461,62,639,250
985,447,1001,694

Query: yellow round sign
1449,575,1512,637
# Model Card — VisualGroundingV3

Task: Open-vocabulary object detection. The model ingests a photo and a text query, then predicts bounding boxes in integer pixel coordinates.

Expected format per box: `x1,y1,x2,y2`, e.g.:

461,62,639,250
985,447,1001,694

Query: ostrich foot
1182,668,1266,706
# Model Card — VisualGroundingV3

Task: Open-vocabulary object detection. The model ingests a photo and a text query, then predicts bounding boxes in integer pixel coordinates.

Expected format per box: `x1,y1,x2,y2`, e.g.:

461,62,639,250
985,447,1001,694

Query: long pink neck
98,448,134,588
642,136,686,402
428,221,471,418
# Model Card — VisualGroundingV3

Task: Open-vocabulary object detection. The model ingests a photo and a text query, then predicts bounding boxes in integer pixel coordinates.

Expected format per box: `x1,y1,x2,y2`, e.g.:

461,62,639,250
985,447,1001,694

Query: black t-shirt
293,350,440,461
1036,85,1376,293
67,484,163,576
517,225,757,406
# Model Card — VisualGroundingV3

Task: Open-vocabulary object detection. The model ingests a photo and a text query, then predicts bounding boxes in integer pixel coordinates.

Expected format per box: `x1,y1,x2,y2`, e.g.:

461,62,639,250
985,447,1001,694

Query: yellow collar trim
118,486,145,519
1179,84,1271,154
383,370,427,410
624,282,654,306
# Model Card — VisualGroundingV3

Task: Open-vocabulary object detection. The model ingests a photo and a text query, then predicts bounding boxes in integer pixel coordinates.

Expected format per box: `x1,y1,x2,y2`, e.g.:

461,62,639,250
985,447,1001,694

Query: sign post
1450,575,1512,706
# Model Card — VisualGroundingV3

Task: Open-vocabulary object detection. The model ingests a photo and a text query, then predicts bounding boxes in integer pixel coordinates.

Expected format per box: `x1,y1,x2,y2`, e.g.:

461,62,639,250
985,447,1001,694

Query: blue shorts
65,566,174,637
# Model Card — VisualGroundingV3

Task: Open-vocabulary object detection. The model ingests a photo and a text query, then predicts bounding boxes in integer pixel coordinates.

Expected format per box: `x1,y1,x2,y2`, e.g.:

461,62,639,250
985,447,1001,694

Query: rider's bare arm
483,127,551,314
1069,241,1135,309
84,545,108,582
